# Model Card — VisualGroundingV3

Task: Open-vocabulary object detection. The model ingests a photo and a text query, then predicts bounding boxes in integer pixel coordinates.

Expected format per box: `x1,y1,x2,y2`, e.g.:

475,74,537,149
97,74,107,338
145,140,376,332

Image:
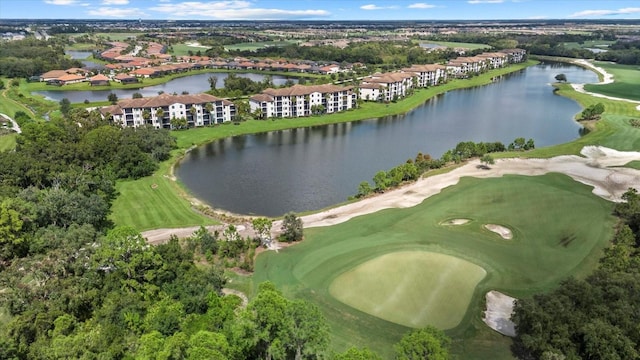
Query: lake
34,72,299,103
176,63,597,217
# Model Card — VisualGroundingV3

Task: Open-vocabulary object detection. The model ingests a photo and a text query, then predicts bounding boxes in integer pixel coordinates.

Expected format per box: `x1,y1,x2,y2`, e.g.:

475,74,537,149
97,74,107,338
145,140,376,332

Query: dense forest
0,38,82,78
0,111,451,359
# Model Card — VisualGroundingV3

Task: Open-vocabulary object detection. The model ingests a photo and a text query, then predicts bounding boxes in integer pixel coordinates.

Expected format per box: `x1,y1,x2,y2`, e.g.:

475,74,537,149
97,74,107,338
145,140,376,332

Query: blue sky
1,0,639,20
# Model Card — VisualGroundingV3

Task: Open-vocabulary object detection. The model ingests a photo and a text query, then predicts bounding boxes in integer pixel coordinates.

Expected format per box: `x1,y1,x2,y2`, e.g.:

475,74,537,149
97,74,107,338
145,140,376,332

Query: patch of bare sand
484,290,517,337
441,218,471,225
484,224,512,240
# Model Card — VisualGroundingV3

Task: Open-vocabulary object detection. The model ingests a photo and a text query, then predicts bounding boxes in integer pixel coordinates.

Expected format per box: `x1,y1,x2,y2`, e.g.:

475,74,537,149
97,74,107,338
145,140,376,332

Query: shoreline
139,59,640,242
569,59,640,111
143,146,640,243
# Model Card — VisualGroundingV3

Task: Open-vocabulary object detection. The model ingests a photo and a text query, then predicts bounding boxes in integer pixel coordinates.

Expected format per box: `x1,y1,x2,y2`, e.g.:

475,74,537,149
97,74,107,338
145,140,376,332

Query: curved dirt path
570,59,640,111
144,146,640,244
0,112,21,134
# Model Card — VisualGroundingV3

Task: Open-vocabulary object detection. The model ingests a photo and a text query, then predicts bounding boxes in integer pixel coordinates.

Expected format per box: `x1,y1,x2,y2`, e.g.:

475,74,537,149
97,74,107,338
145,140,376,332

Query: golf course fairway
252,173,616,358
329,251,486,329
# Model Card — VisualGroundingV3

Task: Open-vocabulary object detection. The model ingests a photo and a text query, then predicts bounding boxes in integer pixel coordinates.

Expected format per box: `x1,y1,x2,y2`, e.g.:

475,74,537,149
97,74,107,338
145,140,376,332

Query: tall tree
394,326,450,360
280,212,303,243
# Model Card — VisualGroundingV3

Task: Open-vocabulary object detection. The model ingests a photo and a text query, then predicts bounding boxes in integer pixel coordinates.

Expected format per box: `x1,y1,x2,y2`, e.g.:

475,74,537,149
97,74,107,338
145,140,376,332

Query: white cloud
44,0,80,5
87,6,146,17
527,15,547,19
158,0,171,2
468,0,504,4
149,1,330,19
569,7,640,18
102,0,129,5
360,4,397,10
361,4,383,10
408,3,436,9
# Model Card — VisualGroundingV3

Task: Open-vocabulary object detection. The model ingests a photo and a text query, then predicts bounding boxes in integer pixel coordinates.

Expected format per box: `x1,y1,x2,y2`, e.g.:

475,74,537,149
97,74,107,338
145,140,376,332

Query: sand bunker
484,224,513,240
483,290,517,337
441,218,471,225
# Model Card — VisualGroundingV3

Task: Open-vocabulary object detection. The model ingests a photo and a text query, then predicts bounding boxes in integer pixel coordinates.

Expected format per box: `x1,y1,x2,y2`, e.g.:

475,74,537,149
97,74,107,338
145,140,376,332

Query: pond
175,62,598,217
33,72,300,103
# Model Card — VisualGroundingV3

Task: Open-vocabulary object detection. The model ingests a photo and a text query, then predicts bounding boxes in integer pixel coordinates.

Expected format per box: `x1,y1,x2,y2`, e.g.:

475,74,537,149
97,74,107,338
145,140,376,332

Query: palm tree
189,105,197,123
205,102,214,124
142,109,151,124
155,108,165,124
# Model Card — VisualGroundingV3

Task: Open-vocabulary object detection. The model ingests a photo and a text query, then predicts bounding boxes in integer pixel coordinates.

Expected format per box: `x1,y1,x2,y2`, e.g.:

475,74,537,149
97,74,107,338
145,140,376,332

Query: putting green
329,251,486,329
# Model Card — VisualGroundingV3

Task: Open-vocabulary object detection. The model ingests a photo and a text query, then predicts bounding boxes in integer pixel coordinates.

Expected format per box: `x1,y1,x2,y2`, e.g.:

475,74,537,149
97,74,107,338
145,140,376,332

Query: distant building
89,74,110,86
100,93,235,129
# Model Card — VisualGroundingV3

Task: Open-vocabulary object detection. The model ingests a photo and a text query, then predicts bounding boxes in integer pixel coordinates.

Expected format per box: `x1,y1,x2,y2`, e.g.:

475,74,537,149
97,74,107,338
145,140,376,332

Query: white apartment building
101,93,236,129
249,84,356,119
402,64,448,87
360,72,415,102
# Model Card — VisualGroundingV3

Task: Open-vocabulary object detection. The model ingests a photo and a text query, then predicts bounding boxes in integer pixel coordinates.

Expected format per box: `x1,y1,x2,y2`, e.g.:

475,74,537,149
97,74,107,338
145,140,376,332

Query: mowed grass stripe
110,173,217,231
329,251,486,329
253,174,615,358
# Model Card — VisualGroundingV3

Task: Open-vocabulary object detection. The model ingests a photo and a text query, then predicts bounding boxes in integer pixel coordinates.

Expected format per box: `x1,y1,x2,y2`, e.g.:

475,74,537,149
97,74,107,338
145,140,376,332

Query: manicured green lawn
329,251,486,329
0,133,17,152
171,43,211,57
252,174,616,359
109,161,218,231
584,62,640,101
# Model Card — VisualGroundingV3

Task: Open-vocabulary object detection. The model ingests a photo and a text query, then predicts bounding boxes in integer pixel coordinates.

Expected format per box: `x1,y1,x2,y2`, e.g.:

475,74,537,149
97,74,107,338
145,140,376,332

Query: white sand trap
441,218,471,225
483,290,517,337
484,224,512,240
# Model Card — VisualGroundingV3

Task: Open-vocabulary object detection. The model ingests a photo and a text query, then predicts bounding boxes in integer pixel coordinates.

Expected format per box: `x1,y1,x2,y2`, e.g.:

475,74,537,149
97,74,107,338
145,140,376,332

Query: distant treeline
0,38,82,78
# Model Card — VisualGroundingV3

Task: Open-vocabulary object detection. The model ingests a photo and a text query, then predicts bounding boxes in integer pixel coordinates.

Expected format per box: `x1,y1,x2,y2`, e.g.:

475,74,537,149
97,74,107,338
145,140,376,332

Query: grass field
225,40,298,51
0,133,17,152
583,62,640,101
329,251,486,329
251,174,616,359
109,161,218,231
171,43,211,57
562,40,615,50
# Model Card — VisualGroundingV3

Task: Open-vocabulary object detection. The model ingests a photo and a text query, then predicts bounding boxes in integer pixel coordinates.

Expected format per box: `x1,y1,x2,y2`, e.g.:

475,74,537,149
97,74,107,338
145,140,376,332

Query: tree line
355,138,531,198
0,38,82,78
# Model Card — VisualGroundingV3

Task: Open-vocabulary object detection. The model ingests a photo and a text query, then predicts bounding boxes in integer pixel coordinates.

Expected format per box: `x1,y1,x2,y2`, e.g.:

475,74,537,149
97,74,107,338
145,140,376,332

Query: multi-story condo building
100,93,235,129
446,56,487,77
475,52,509,69
249,84,356,119
499,49,528,63
360,72,415,102
401,64,448,87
